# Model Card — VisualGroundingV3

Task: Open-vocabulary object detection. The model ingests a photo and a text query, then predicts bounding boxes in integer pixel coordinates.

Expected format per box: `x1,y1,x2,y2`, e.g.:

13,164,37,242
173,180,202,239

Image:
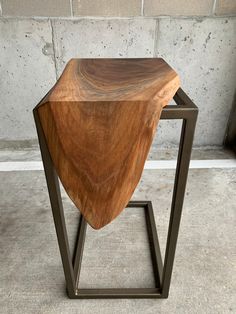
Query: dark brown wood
35,58,180,229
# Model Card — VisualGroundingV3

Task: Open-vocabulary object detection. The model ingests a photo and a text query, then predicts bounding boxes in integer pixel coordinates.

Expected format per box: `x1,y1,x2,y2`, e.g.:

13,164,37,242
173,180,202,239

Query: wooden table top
36,58,180,229
44,58,179,102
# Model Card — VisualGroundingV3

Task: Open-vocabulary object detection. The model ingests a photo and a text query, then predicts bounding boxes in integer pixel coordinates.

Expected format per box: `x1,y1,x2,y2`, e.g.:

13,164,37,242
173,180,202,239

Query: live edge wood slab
35,58,180,229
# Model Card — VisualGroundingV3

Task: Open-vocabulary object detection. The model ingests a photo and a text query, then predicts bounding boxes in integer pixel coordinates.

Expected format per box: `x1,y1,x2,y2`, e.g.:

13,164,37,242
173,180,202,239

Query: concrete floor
0,151,236,313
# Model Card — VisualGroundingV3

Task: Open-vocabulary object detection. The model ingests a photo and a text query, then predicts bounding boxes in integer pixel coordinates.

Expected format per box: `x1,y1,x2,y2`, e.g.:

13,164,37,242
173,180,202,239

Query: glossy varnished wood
35,58,180,229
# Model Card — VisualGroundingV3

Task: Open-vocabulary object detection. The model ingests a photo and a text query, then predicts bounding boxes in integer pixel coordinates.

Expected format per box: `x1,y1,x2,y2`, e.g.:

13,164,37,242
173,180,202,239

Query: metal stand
33,88,198,299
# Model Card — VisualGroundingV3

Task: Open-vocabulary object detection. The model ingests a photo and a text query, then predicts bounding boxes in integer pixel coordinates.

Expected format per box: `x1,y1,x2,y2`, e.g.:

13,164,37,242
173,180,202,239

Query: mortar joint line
141,0,144,16
154,19,159,57
212,0,217,15
50,19,59,80
69,0,73,17
1,15,236,20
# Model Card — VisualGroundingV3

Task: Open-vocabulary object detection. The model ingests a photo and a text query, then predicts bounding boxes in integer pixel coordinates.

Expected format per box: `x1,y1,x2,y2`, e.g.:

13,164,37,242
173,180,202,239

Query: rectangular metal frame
33,88,198,299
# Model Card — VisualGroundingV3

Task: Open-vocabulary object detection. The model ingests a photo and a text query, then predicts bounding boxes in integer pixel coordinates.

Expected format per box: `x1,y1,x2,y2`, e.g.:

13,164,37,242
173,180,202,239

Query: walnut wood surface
36,58,180,229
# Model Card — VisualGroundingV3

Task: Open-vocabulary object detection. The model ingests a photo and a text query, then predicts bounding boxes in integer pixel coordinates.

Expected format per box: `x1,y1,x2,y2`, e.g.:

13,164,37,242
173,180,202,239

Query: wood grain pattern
36,58,180,229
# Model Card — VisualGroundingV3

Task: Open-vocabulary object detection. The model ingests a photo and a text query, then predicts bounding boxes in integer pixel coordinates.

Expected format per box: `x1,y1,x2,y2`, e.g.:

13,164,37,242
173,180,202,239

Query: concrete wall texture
0,1,236,148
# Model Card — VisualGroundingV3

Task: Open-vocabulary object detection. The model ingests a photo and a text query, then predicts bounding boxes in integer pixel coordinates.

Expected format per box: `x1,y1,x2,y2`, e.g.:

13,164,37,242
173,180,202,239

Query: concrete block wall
0,1,236,149
1,0,236,17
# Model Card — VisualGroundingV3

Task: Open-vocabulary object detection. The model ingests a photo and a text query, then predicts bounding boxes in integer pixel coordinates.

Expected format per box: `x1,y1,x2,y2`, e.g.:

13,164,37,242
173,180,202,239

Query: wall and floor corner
0,0,236,150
